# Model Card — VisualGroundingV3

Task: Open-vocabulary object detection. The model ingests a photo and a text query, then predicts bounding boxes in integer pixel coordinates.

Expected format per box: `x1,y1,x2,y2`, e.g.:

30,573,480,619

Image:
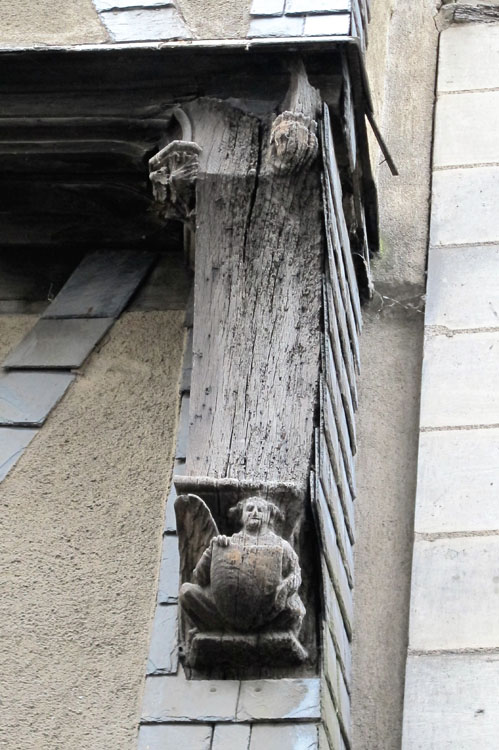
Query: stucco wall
0,0,107,46
178,0,250,39
352,1,438,748
0,311,184,749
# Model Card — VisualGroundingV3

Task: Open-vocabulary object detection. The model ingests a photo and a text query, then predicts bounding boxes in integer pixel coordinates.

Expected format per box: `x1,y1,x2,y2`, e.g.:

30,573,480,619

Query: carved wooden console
174,477,309,677
148,60,324,678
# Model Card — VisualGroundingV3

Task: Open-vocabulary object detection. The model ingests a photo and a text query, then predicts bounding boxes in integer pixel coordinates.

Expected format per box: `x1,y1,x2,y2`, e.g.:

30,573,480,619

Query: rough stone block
0,371,74,426
212,724,251,750
3,318,113,370
157,534,180,604
438,24,499,92
426,245,499,329
142,674,239,722
101,7,191,42
250,723,319,750
415,428,499,534
237,678,321,721
286,0,350,13
248,15,304,36
138,724,212,750
434,92,499,167
0,427,38,482
42,250,156,319
430,166,499,247
146,605,178,675
409,536,499,651
251,0,286,15
402,654,499,749
420,331,499,428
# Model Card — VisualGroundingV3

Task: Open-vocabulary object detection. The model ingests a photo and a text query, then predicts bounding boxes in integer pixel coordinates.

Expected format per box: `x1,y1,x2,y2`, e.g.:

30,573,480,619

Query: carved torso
210,535,285,631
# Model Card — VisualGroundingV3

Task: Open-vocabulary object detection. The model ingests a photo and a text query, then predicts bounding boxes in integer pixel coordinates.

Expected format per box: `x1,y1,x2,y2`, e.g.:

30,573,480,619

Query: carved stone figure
175,492,308,671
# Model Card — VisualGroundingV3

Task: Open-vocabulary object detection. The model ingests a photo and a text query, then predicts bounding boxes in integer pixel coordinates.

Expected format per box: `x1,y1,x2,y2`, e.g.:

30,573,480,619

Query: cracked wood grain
185,95,322,489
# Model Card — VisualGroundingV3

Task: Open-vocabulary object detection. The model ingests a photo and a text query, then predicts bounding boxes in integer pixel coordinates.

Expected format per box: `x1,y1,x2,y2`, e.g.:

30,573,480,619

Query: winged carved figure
175,493,305,636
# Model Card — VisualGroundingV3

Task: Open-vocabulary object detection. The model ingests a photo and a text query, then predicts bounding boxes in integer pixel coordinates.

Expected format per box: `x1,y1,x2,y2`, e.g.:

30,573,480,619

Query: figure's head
229,496,283,533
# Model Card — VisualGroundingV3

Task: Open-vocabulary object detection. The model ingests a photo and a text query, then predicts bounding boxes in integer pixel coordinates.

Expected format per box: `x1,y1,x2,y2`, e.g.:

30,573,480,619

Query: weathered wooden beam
183,68,323,490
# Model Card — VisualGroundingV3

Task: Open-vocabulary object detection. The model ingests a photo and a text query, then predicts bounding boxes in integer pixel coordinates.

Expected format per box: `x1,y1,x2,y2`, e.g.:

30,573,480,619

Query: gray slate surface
0,427,37,481
0,371,74,426
146,605,179,675
3,318,113,370
43,250,156,319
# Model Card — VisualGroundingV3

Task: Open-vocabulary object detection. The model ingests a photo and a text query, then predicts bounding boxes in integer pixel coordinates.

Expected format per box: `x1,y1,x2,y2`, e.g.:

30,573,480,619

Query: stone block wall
402,20,499,749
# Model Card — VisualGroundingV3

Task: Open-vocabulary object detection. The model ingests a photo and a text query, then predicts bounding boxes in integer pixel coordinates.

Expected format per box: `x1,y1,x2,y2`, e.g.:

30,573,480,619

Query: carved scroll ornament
175,492,307,672
148,108,201,223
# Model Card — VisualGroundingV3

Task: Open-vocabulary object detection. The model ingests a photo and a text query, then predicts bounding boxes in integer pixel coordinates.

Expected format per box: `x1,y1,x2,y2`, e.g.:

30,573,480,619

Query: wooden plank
186,97,322,486
323,277,358,412
323,172,361,370
323,332,356,455
317,474,353,587
322,106,362,333
325,206,360,398
319,420,355,541
321,377,356,500
323,624,351,742
312,472,352,633
341,61,357,173
180,328,193,394
324,254,357,406
322,558,351,685
42,250,156,319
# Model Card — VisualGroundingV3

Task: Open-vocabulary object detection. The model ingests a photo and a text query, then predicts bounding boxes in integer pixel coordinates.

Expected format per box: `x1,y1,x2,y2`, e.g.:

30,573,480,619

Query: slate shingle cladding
92,0,192,42
248,0,369,46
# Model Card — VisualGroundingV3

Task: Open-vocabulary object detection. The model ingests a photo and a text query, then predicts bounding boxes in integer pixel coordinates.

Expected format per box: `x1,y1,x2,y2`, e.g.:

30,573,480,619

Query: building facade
0,1,498,749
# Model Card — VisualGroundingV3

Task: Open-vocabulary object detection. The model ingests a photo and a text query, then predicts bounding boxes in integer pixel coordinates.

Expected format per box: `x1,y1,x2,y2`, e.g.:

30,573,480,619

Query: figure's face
241,498,272,532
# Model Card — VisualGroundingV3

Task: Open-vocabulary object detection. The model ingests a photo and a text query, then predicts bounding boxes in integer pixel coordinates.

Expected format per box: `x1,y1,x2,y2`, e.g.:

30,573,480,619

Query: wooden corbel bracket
148,107,202,224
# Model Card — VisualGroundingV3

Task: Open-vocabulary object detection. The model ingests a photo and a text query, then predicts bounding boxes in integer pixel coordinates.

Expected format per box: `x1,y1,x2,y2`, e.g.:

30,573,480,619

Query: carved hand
214,534,230,548
275,576,293,610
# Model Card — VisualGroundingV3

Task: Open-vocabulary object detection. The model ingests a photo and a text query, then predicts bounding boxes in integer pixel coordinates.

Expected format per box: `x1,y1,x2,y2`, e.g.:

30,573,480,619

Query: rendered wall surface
0,310,184,750
0,0,107,46
352,1,438,748
178,0,250,39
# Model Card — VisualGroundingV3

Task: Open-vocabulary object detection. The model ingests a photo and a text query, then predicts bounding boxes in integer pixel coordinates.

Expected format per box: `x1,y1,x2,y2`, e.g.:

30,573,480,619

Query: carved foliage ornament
175,492,307,671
